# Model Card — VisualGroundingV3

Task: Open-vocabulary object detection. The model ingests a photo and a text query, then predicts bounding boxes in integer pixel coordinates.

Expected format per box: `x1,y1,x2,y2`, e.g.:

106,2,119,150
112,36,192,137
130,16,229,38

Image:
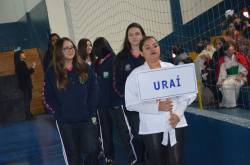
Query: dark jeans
143,128,185,165
57,121,99,165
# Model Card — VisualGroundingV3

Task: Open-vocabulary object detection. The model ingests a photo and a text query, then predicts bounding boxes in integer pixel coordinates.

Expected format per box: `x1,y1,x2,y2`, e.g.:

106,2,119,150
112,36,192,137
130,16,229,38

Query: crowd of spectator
191,9,250,108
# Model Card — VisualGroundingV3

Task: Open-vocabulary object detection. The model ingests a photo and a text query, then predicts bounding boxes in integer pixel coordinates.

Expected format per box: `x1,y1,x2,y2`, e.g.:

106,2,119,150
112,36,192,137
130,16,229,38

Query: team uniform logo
125,64,131,72
103,71,109,78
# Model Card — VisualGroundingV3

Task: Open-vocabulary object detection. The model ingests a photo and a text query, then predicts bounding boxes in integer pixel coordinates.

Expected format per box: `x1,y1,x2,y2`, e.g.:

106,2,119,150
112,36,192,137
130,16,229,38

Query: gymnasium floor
0,114,128,165
1,107,249,165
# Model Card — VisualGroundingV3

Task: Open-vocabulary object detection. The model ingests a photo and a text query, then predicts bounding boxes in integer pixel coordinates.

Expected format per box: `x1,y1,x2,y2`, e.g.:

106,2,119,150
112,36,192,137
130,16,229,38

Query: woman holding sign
125,36,196,165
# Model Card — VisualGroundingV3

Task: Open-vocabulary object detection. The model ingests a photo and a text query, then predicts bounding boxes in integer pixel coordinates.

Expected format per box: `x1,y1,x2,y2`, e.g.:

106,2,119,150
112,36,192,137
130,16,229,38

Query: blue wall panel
0,0,50,55
27,0,50,56
185,112,250,165
0,21,29,52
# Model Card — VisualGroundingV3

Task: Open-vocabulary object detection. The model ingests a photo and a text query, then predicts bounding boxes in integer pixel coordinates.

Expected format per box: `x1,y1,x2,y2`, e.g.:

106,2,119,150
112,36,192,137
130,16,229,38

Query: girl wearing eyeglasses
43,37,99,165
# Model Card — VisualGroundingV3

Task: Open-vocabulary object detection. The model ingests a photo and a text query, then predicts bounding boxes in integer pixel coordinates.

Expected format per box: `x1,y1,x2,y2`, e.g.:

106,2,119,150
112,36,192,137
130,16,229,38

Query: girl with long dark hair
113,22,146,164
78,38,95,65
43,37,99,165
43,33,60,73
92,37,116,164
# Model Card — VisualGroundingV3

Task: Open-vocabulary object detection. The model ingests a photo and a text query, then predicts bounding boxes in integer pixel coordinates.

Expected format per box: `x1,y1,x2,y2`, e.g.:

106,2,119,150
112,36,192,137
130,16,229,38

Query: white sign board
137,63,197,101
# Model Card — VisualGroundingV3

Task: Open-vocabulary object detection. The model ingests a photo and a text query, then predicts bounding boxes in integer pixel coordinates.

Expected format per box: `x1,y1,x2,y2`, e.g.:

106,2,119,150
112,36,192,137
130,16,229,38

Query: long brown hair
114,23,146,69
54,37,88,89
120,22,146,54
77,38,95,63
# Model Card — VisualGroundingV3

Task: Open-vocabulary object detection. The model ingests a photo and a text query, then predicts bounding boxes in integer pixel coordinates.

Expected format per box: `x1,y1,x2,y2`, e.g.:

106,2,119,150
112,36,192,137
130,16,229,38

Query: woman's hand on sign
158,98,173,112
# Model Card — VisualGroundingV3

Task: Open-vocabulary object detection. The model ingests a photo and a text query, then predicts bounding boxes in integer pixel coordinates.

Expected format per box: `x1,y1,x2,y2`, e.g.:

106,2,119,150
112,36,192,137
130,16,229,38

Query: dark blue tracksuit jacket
43,65,99,123
95,54,115,108
113,52,144,106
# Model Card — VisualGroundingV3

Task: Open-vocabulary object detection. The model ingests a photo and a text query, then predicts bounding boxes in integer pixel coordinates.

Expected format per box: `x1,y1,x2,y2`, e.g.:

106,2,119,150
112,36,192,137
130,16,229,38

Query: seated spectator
195,38,215,85
237,20,250,61
194,39,216,106
199,39,216,59
194,51,215,106
196,52,211,83
223,23,240,43
225,9,235,22
242,20,250,40
195,40,205,54
171,44,192,65
205,37,226,105
216,41,249,108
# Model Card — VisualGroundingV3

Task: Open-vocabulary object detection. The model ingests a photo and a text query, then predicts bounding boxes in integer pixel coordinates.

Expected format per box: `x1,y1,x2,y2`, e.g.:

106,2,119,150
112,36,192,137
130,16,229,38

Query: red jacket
216,52,250,84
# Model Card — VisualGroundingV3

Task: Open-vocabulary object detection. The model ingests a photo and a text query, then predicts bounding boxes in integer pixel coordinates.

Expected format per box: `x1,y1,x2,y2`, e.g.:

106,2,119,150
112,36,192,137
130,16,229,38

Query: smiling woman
43,37,99,165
